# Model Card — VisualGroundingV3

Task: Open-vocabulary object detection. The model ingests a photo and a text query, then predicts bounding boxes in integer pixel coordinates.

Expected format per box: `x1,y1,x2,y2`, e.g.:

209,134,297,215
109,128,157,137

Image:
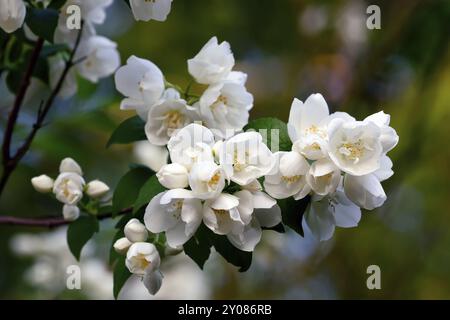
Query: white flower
227,189,282,252
156,163,189,189
133,141,169,172
188,161,225,200
48,55,78,98
202,192,249,235
125,242,160,275
31,175,54,193
187,36,235,85
218,132,276,185
344,173,386,210
167,124,215,170
124,218,149,243
143,269,164,295
288,94,329,160
343,156,393,211
327,118,383,176
115,56,165,120
59,157,83,175
263,151,310,200
130,0,173,22
0,0,26,33
145,98,194,145
196,81,253,139
75,36,120,83
288,94,355,160
364,111,399,154
53,172,85,205
86,180,110,198
62,205,80,221
113,237,132,255
144,189,202,248
306,158,341,196
304,186,361,241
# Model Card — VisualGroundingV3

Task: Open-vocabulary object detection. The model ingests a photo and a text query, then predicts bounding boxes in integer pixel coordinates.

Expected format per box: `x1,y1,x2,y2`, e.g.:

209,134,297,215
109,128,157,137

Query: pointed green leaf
133,175,166,214
113,256,131,299
107,116,147,147
277,196,310,237
67,215,99,261
245,117,292,151
112,167,154,216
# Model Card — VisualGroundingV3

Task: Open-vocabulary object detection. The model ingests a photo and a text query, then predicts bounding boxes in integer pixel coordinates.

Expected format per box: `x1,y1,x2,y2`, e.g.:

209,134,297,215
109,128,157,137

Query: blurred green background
1,0,450,299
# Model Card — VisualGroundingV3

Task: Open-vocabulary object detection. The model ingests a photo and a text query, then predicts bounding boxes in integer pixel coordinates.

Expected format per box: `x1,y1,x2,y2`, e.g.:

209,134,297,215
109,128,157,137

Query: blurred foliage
1,0,450,299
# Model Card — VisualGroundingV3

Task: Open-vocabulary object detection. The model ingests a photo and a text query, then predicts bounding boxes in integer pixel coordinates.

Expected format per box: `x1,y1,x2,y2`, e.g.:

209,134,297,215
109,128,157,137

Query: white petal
143,269,164,295
304,201,335,241
301,93,330,130
208,193,239,210
332,189,362,227
255,204,282,228
144,192,178,233
227,219,262,252
344,174,386,210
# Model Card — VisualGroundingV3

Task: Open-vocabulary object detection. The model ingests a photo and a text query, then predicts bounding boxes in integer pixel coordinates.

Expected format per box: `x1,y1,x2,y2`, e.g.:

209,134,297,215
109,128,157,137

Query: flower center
339,140,365,163
233,150,250,172
213,209,229,215
281,175,302,183
208,172,221,189
136,254,151,270
164,111,185,133
211,95,228,110
168,200,183,219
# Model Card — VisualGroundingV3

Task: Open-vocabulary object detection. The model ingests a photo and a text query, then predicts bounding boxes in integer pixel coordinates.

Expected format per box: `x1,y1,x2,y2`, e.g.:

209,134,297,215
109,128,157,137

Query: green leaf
26,8,59,43
184,225,253,272
67,215,99,261
113,256,131,299
184,225,212,269
209,232,253,272
48,0,68,9
277,196,310,237
107,116,147,147
112,167,154,216
40,44,70,58
133,175,166,214
245,117,292,151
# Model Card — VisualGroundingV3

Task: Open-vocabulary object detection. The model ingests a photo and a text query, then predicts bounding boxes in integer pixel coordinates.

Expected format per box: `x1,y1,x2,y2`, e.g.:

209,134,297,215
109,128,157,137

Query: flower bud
63,205,80,221
86,180,110,198
31,174,54,193
156,163,189,189
113,237,132,255
59,157,83,175
124,218,148,243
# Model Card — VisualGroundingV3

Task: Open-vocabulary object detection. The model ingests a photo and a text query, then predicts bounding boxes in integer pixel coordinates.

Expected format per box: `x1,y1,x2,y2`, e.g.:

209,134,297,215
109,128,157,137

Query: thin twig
1,38,44,188
0,207,132,229
0,24,84,199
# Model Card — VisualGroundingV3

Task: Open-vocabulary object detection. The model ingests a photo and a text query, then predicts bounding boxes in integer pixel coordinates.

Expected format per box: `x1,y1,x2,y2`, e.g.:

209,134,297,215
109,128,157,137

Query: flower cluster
50,0,121,98
264,94,399,240
144,123,282,252
31,158,110,221
113,219,164,295
114,36,253,149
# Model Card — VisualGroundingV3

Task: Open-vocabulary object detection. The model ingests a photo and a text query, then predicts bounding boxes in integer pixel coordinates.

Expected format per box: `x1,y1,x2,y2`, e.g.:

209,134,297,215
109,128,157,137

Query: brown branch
0,24,84,199
0,38,45,195
0,207,132,229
